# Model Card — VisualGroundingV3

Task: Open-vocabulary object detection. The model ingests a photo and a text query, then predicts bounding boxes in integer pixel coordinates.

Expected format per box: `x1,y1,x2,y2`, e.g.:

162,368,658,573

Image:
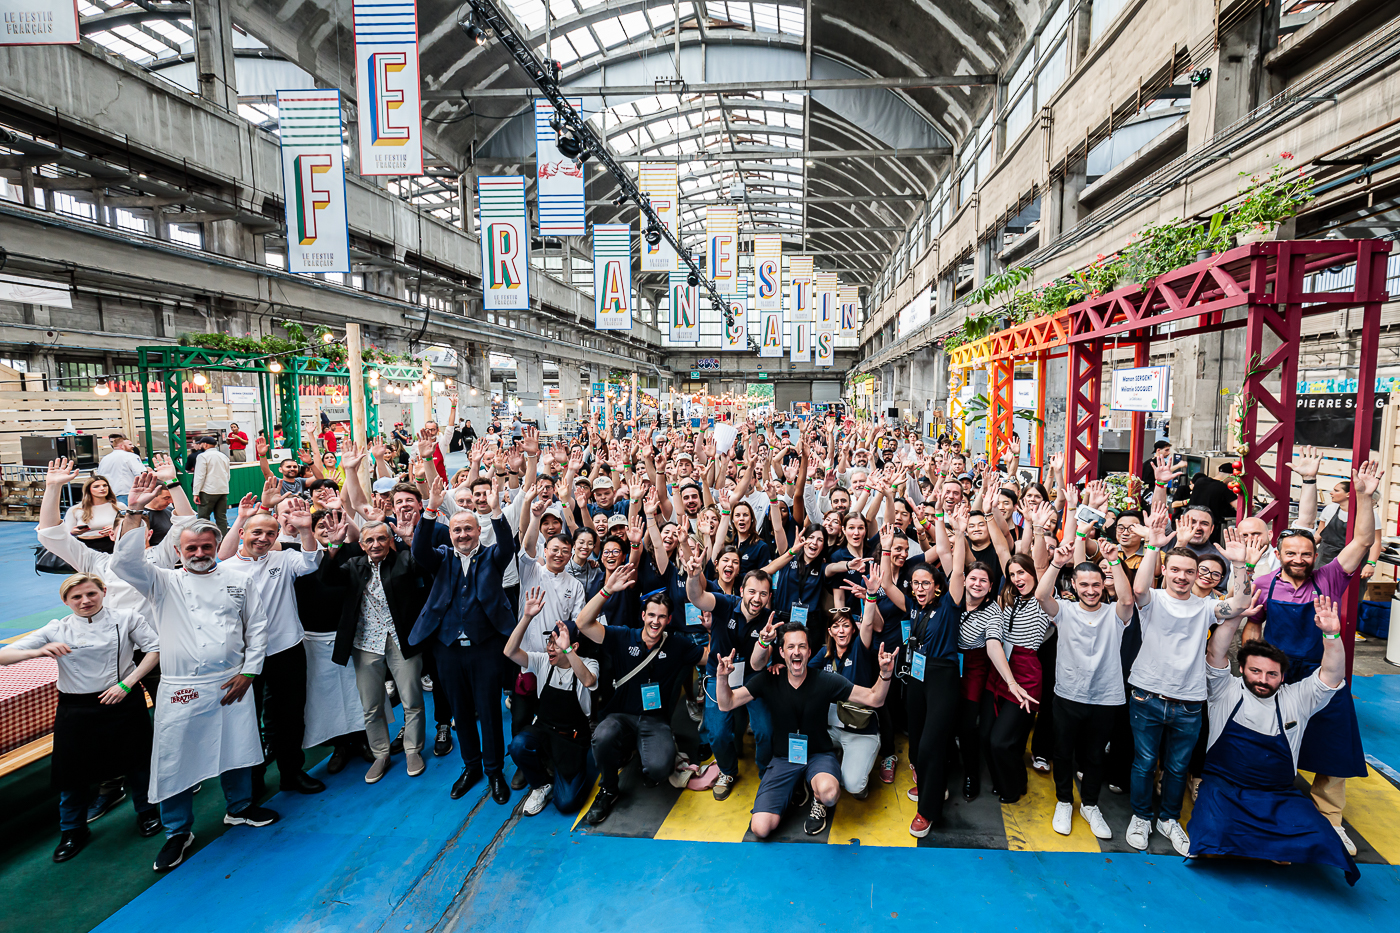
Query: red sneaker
909,813,931,838
879,755,896,784
907,785,919,802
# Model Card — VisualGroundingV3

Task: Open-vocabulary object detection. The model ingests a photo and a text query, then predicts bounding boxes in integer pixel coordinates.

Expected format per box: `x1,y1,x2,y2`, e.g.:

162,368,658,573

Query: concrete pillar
518,354,544,423
192,0,238,110
1045,157,1088,242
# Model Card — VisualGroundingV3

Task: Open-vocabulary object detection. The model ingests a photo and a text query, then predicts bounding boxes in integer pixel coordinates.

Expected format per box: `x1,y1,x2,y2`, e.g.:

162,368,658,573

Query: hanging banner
759,310,784,358
478,175,530,310
593,223,632,330
839,285,859,337
815,272,838,331
706,205,739,296
791,321,811,363
0,0,79,44
722,296,748,351
353,0,424,176
639,163,678,272
277,89,350,274
534,98,586,235
815,329,835,367
789,255,813,322
753,234,782,312
668,271,699,344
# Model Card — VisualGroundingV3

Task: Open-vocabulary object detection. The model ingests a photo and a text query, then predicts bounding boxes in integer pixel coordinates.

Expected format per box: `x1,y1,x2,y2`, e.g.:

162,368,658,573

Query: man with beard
1241,456,1379,858
1188,593,1357,884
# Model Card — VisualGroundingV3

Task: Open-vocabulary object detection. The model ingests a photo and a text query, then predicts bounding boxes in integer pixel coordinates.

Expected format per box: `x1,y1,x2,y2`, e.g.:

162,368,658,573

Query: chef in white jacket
108,472,278,874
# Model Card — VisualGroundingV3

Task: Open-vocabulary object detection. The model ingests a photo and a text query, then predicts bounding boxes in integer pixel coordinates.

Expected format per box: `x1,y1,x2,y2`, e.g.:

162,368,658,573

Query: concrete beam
426,75,998,101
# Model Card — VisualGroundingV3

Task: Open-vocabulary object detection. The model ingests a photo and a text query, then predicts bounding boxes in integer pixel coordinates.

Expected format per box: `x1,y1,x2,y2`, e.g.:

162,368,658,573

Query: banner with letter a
593,223,632,330
753,234,782,312
791,322,811,363
789,255,813,322
706,206,739,296
839,285,859,337
815,328,834,367
639,163,678,272
759,309,783,358
353,0,423,176
815,272,838,331
668,271,699,344
478,176,529,310
278,89,350,274
534,99,585,235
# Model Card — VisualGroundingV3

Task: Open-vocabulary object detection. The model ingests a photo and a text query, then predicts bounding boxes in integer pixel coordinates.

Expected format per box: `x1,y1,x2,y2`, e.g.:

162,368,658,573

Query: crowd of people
1,413,1374,885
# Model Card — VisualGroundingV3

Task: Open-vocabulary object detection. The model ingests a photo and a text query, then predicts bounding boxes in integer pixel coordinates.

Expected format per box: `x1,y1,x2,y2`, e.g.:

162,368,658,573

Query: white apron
148,669,263,803
302,632,364,748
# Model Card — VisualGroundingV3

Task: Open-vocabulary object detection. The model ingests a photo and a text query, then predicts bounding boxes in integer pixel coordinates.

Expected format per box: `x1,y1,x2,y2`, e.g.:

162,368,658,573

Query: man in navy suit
411,475,518,803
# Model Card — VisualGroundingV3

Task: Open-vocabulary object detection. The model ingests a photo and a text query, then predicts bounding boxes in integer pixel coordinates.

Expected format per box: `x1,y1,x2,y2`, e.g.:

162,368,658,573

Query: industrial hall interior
3,0,1400,931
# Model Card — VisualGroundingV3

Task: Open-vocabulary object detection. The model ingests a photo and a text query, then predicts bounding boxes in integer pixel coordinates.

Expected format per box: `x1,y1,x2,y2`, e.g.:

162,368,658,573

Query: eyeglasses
1197,568,1224,580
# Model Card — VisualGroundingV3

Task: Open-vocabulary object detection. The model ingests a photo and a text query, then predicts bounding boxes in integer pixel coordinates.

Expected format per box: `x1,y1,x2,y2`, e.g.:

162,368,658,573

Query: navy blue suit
410,513,518,775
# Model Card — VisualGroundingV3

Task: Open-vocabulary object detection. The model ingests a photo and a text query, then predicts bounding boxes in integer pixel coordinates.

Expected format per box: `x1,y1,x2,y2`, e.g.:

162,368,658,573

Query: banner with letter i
593,223,632,330
277,89,350,274
639,163,678,272
534,99,585,235
478,176,529,310
815,272,838,331
814,329,834,367
753,234,782,312
706,205,739,296
791,322,811,363
789,255,813,322
839,285,859,337
668,271,699,344
353,0,423,176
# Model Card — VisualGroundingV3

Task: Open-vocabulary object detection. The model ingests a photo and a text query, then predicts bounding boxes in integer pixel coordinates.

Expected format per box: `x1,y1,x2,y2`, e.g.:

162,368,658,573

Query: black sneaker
224,804,280,827
86,789,127,823
153,832,195,872
789,780,810,812
584,788,619,826
804,799,829,835
390,728,405,756
434,723,454,757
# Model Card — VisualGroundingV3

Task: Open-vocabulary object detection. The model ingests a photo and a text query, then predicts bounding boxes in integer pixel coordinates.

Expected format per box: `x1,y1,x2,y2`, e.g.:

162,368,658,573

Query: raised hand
151,453,177,483
416,429,435,458
285,496,313,530
1098,540,1120,564
1353,459,1382,498
340,442,366,471
127,471,162,511
522,586,546,620
1050,539,1076,568
877,641,899,677
255,436,271,459
427,474,446,512
522,425,540,457
1146,500,1171,547
716,649,737,680
1313,594,1341,636
1152,451,1177,484
1288,445,1322,481
236,492,260,521
603,562,638,593
879,523,896,550
1085,479,1109,510
1220,525,1247,564
627,514,646,547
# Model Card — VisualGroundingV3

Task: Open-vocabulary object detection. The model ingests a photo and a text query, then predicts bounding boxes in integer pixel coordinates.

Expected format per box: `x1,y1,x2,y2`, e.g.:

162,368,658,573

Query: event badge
641,683,661,711
457,634,472,647
790,604,809,627
911,651,926,682
788,734,808,765
685,604,703,630
728,660,746,688
901,618,911,643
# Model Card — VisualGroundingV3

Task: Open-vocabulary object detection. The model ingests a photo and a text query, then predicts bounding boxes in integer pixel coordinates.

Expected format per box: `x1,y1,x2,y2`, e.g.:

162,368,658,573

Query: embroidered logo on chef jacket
628,645,641,656
171,688,200,705
226,586,245,597
267,566,283,578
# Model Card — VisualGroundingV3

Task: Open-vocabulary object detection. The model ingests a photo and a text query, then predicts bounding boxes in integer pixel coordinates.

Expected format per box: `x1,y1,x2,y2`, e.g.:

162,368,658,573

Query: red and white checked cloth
0,657,59,756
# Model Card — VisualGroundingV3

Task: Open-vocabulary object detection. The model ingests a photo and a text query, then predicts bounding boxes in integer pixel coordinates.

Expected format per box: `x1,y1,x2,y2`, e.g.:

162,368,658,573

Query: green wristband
242,672,255,679
117,681,131,694
1143,544,1159,551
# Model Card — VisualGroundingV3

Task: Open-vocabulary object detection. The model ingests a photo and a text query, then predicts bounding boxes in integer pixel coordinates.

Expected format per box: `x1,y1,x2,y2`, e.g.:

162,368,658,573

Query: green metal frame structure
136,345,423,470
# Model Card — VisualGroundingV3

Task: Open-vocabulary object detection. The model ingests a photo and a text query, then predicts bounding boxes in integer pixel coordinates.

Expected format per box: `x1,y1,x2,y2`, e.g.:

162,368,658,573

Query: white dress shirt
97,449,145,496
10,607,158,694
231,545,323,656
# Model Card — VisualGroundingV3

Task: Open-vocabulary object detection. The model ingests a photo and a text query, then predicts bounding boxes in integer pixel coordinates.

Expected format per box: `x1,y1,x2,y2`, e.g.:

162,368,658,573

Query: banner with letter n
791,321,811,363
639,163,678,272
814,328,834,367
668,271,699,344
593,223,632,330
753,233,782,312
478,176,530,310
534,98,585,235
277,89,350,274
759,309,784,358
839,285,859,337
789,255,813,322
815,272,838,332
706,205,739,296
353,0,423,176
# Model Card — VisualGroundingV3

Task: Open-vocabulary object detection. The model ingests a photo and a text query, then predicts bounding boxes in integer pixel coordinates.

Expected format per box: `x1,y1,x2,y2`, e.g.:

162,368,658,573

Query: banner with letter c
353,0,423,176
478,176,530,310
593,223,632,330
278,89,350,274
722,296,748,350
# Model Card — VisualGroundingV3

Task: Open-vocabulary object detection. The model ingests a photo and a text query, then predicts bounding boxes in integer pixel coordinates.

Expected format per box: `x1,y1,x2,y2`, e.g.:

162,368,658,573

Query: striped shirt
988,596,1052,651
958,598,1004,651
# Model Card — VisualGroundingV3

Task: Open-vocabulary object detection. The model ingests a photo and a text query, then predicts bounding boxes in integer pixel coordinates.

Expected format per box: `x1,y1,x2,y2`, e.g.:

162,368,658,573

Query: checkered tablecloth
0,657,59,756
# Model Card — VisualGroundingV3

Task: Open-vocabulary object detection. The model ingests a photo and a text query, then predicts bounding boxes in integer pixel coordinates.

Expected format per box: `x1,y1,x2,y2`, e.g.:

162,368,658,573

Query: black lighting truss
465,0,757,350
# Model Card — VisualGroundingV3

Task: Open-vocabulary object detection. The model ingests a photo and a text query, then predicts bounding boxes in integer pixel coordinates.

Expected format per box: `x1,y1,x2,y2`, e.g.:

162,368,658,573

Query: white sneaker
1052,801,1073,835
1125,815,1151,850
1335,824,1358,856
1157,818,1191,856
522,784,552,816
1031,756,1050,773
685,699,703,724
1080,804,1112,840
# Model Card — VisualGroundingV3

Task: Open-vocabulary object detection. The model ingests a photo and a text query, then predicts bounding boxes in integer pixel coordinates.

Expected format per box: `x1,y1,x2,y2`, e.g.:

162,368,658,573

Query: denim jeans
703,671,772,777
158,767,253,838
58,769,154,831
508,730,596,813
1128,688,1202,822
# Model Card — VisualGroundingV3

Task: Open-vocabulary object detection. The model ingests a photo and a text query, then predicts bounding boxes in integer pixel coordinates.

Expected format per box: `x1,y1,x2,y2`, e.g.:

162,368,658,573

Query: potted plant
1232,153,1313,244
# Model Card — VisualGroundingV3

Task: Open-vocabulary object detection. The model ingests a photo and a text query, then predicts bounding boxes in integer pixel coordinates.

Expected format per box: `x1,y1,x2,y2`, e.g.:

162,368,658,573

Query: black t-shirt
706,593,767,676
1189,474,1237,529
744,668,854,758
969,542,1004,595
599,626,704,718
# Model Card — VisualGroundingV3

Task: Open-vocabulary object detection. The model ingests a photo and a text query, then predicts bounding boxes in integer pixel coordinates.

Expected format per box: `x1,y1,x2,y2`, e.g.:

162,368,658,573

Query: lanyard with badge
790,602,809,627
788,730,808,765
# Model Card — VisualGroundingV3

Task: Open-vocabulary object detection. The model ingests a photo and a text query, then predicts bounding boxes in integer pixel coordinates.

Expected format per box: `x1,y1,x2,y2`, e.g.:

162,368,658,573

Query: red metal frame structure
989,359,1015,465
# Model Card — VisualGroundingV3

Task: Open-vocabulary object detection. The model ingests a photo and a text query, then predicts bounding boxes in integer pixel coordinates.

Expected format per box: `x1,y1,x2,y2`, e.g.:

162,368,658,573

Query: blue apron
1189,695,1358,885
1263,577,1366,777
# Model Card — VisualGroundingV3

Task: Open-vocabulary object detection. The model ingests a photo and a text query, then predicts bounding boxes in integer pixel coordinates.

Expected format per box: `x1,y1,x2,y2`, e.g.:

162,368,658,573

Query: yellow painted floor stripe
571,775,601,831
1302,766,1400,865
828,737,917,848
1002,764,1101,852
654,752,762,842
